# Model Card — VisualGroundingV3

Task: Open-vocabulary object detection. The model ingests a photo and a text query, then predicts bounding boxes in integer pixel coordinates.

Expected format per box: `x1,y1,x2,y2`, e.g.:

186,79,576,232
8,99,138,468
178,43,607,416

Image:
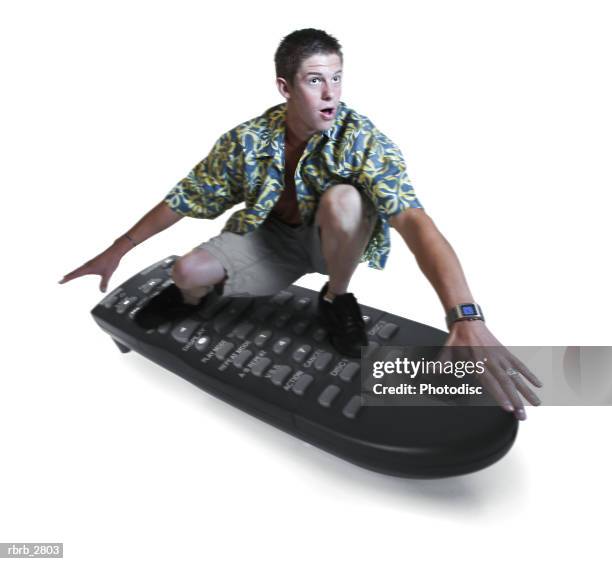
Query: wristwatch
446,303,485,329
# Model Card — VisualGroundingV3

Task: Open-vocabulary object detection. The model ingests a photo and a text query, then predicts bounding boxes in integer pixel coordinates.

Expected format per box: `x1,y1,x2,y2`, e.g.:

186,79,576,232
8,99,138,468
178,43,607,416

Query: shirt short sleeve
164,128,245,219
351,128,423,220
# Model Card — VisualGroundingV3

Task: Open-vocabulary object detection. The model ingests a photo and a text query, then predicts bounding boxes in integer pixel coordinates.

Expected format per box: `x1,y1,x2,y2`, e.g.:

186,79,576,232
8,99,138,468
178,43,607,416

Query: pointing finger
58,267,85,284
99,274,109,293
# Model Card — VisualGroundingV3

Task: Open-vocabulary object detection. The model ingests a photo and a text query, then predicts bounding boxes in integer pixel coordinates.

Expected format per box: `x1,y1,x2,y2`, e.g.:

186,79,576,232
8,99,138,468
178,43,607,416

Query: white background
1,0,610,562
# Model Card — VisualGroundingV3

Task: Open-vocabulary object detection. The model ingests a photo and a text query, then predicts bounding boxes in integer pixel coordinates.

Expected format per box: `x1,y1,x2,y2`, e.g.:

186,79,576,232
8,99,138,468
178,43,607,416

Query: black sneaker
134,283,207,330
318,282,368,358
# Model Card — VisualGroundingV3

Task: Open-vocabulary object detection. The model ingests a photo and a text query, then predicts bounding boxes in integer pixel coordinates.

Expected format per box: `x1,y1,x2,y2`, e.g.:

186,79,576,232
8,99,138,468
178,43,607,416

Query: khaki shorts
196,214,330,298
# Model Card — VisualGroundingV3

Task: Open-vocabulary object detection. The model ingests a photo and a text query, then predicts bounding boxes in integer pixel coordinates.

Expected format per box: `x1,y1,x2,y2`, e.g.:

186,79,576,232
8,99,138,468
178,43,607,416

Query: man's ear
276,77,291,101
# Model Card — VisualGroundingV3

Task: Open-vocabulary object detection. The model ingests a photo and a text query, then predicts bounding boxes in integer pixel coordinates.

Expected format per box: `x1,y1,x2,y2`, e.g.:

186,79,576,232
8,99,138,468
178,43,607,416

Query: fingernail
504,403,514,411
517,408,526,419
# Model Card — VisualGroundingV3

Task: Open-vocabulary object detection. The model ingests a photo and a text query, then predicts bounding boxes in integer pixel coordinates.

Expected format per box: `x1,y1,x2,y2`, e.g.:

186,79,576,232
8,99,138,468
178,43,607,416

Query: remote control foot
112,338,131,354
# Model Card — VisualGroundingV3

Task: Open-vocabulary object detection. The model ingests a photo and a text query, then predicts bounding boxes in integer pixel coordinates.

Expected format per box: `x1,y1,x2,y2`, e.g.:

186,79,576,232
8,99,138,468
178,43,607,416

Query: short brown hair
274,28,343,87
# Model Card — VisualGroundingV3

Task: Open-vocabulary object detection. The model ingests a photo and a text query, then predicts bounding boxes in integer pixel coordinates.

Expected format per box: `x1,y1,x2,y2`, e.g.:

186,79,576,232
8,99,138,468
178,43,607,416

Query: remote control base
91,256,519,479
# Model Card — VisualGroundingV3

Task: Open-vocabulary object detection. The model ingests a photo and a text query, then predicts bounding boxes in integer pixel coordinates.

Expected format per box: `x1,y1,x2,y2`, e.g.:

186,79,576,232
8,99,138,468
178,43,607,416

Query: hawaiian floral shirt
164,100,422,269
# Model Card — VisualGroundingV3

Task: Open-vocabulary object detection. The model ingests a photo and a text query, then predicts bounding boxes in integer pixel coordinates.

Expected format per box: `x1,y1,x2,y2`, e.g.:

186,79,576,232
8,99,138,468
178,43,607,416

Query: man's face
278,52,343,137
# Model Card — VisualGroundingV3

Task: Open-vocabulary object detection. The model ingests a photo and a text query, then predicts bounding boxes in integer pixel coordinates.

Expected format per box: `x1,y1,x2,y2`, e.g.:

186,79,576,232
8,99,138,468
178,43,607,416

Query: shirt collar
255,101,343,158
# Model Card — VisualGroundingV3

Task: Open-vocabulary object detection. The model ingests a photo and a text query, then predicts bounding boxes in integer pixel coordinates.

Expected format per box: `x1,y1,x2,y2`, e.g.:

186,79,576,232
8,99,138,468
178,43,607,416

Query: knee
317,184,366,232
171,249,224,288
170,255,197,288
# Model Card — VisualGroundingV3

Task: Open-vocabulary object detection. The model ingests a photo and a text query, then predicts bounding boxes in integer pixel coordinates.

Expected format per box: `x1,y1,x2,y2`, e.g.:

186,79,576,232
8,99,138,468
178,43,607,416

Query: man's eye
309,76,341,85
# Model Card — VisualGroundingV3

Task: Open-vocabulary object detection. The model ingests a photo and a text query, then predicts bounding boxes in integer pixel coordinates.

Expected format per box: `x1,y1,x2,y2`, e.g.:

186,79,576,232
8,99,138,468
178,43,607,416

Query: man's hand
59,201,183,293
390,209,542,419
58,245,125,293
439,321,543,420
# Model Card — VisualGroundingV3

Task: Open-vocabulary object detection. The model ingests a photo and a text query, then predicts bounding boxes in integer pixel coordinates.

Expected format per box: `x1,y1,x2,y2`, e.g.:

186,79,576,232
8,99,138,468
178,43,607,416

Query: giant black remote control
91,256,518,478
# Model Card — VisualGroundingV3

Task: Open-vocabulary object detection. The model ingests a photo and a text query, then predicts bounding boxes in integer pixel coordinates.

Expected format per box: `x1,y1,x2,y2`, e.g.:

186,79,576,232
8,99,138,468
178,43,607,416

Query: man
59,28,542,420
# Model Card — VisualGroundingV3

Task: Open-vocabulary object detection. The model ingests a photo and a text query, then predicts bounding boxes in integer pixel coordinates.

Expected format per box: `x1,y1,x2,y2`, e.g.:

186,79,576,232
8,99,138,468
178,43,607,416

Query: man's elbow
389,207,431,231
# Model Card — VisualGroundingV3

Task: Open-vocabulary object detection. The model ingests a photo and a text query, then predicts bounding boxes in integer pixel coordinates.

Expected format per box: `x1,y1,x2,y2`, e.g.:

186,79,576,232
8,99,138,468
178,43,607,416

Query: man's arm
389,207,542,420
389,207,475,311
59,200,182,292
119,200,183,250
60,125,245,293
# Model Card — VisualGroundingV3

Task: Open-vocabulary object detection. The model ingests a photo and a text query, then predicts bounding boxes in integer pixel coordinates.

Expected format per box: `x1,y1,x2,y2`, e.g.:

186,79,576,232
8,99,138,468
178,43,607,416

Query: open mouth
320,107,335,118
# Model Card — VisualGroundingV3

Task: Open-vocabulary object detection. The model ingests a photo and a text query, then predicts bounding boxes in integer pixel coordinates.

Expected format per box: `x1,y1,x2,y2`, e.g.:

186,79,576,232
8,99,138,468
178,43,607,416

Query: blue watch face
461,304,477,316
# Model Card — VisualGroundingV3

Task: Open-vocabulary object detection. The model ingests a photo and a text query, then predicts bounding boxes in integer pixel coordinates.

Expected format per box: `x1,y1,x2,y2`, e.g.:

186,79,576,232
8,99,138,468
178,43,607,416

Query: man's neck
284,106,313,152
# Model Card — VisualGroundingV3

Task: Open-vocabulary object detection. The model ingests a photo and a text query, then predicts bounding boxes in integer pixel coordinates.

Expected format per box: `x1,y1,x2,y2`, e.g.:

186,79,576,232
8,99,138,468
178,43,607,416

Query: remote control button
157,322,172,335
338,362,360,382
383,347,404,362
195,335,211,351
269,364,292,386
312,327,327,342
291,373,314,396
116,296,138,314
139,278,163,294
378,322,399,340
101,290,122,309
292,344,312,363
272,337,292,355
254,330,272,347
233,349,253,368
292,319,310,335
318,385,341,407
362,314,371,325
161,257,176,269
342,395,363,419
171,318,201,344
270,290,293,305
232,321,255,340
294,297,311,310
313,352,333,371
214,341,234,360
103,295,121,308
274,312,292,328
249,356,271,377
363,341,380,358
214,299,253,334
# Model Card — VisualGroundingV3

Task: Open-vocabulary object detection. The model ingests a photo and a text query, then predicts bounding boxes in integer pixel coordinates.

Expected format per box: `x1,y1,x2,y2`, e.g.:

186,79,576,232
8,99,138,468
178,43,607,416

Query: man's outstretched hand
58,247,123,293
438,321,542,420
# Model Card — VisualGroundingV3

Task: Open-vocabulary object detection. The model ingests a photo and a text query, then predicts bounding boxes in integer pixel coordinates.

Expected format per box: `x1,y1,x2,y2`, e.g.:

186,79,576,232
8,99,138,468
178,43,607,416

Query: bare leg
170,248,227,304
315,184,376,299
